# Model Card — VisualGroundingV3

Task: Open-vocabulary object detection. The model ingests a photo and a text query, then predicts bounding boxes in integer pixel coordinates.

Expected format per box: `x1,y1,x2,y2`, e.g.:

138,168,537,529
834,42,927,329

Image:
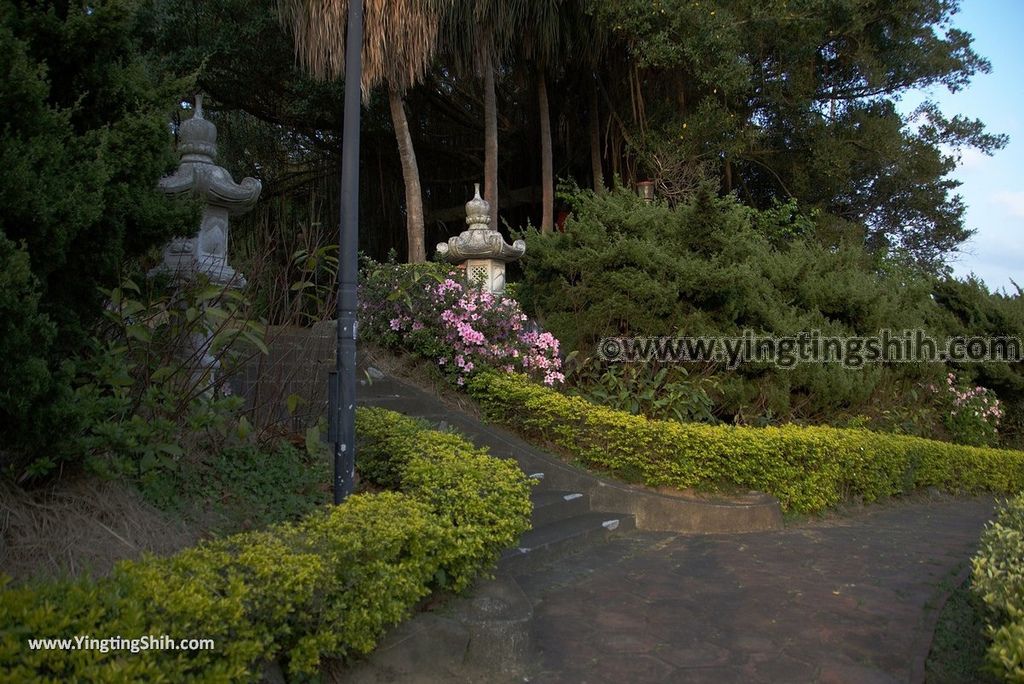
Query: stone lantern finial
436,183,525,294
465,183,490,227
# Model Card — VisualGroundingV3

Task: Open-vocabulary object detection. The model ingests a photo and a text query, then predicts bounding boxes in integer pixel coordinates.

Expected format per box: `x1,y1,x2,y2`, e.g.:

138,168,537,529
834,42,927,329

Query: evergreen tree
0,0,192,476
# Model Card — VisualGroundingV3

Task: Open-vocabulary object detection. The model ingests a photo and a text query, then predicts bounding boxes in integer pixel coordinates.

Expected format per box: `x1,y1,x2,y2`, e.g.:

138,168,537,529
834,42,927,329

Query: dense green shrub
6,277,268,483
356,408,534,590
0,236,72,478
515,186,1024,444
142,439,332,532
0,0,193,342
470,371,1024,513
516,186,945,422
932,372,1006,448
973,495,1024,682
0,494,443,680
564,354,717,424
0,0,195,475
0,407,532,680
934,277,1024,447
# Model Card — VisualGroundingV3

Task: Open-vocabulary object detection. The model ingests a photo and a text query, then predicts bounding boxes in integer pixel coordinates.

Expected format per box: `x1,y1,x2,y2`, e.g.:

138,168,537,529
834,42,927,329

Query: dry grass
0,477,197,584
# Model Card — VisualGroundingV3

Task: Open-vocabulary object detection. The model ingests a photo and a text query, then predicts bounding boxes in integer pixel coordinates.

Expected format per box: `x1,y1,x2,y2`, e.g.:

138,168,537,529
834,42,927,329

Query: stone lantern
151,94,261,287
436,184,525,293
150,94,262,384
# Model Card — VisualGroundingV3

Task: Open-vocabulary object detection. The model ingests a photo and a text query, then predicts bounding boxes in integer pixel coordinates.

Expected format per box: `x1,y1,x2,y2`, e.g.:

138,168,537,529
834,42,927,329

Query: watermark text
597,330,1023,369
27,635,215,654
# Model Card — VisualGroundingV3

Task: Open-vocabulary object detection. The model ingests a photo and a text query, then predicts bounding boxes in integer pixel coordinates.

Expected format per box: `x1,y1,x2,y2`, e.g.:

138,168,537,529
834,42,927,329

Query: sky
901,1,1024,293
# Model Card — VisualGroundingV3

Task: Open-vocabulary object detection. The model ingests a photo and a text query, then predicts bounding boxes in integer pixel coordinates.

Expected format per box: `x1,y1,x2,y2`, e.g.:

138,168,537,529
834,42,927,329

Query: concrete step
531,489,590,527
500,512,636,573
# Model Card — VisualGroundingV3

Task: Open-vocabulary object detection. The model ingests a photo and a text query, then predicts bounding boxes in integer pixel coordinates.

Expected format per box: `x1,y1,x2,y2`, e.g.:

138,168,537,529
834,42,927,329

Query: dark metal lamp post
329,0,363,504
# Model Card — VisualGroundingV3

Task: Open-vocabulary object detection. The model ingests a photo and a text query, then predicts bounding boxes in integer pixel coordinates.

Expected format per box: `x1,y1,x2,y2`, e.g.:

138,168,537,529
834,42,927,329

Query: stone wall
228,321,336,431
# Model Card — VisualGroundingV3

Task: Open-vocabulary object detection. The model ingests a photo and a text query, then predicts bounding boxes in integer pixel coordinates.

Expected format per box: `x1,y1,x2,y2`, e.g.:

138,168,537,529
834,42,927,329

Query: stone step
500,512,636,574
531,489,590,527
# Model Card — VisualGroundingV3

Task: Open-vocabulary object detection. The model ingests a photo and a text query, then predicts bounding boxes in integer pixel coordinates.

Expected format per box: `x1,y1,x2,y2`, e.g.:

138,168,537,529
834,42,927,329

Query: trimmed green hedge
469,371,1024,513
356,407,534,592
0,408,532,681
974,496,1024,682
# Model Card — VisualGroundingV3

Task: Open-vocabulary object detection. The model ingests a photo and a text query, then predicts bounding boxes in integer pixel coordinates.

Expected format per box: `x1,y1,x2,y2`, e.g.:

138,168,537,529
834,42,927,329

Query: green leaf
139,452,160,473
150,366,176,383
204,306,231,323
237,416,253,440
241,331,269,355
126,324,152,343
159,443,184,457
196,285,225,303
287,394,306,415
305,423,321,456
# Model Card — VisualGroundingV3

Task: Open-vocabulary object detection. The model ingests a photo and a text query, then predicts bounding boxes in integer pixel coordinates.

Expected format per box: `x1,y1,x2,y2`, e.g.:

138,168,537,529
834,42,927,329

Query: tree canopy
147,0,1005,272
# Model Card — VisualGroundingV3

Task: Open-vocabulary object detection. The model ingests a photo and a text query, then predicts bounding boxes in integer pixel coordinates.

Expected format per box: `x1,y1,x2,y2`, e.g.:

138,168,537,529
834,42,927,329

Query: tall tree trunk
589,76,604,193
483,52,499,228
538,68,553,233
388,85,425,263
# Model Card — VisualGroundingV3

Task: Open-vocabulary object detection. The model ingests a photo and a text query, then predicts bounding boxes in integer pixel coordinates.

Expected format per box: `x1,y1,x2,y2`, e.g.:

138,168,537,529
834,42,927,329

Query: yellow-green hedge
974,495,1024,682
469,371,1024,513
0,407,532,682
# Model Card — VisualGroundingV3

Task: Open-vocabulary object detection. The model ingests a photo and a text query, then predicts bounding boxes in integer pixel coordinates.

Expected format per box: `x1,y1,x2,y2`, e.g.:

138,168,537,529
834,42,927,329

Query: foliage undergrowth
359,256,564,386
34,277,267,483
516,186,1024,448
0,0,198,478
0,408,532,680
973,495,1024,682
926,575,999,684
143,440,330,534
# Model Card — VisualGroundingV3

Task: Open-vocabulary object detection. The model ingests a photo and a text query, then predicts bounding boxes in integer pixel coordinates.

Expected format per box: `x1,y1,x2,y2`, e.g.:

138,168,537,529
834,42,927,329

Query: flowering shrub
359,259,564,386
930,372,1004,447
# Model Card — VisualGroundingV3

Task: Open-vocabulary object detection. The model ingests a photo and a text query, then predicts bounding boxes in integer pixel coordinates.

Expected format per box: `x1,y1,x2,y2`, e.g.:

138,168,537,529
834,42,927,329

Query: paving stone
521,496,994,682
593,632,656,654
817,661,902,684
748,652,819,682
668,665,754,684
654,639,732,668
581,654,677,683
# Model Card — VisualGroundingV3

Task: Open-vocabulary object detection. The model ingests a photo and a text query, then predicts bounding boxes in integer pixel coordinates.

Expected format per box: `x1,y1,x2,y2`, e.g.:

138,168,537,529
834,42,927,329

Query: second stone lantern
436,184,525,294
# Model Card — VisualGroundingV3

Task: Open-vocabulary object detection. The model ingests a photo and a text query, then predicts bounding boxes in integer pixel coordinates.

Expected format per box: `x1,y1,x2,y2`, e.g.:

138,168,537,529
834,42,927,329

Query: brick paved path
514,497,993,684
